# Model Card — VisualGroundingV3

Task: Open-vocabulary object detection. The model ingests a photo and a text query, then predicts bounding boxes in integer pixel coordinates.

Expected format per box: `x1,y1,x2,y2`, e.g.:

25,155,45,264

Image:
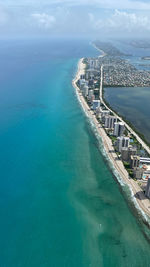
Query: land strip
72,58,150,218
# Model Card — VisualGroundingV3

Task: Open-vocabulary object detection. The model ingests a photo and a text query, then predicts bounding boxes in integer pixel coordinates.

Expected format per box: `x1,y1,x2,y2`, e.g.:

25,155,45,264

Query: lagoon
104,86,150,144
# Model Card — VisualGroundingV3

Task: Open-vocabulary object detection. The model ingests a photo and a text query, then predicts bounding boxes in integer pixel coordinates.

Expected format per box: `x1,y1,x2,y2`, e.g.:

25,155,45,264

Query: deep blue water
1,38,150,267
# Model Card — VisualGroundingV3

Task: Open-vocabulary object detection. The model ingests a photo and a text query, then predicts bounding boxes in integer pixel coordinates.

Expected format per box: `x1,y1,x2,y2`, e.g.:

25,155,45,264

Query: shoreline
91,42,107,58
72,58,150,220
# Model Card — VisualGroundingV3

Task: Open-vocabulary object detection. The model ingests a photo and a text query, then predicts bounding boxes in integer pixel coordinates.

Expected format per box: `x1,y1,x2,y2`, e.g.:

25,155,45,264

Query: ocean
0,38,150,267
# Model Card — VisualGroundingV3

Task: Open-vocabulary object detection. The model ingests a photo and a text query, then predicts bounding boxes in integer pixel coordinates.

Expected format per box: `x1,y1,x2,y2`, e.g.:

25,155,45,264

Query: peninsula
72,56,150,219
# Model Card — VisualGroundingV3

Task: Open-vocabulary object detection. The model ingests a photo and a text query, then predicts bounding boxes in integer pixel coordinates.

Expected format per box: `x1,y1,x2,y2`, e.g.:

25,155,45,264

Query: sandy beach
72,58,150,218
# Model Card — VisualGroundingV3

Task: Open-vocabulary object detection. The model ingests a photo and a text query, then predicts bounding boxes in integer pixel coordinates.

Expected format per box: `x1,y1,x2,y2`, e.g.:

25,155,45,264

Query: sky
1,0,150,38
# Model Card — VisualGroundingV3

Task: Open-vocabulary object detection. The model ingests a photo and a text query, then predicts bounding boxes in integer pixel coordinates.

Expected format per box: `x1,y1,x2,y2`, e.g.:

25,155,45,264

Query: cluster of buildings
103,59,150,87
101,110,150,191
78,73,100,103
78,55,150,199
86,56,150,87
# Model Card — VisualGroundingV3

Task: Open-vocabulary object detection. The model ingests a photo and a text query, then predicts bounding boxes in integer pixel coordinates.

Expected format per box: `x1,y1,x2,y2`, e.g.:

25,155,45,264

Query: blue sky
1,0,150,38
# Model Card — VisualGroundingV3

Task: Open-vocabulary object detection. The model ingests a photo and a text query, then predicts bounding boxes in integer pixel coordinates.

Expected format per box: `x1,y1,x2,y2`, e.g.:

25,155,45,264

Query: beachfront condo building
95,107,101,117
95,59,99,69
80,74,85,80
104,116,117,129
82,85,89,97
116,136,130,153
88,79,94,86
145,178,150,198
101,110,110,123
133,167,144,180
130,155,140,168
79,78,86,87
92,100,101,110
113,122,125,137
101,110,110,118
88,89,94,101
89,59,95,69
121,146,137,162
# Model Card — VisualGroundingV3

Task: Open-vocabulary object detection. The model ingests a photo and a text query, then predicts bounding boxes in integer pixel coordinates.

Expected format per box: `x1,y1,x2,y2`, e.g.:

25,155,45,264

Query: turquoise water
104,86,150,144
0,38,150,266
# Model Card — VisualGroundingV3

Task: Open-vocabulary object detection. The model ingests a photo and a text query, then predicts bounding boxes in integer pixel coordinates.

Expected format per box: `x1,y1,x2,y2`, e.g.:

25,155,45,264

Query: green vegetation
109,135,117,144
101,103,107,110
124,128,128,136
123,161,130,169
129,170,134,178
130,135,142,149
123,161,134,178
116,151,120,157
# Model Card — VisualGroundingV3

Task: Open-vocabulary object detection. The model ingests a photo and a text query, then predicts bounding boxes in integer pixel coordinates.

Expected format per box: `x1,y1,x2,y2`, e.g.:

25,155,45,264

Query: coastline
72,58,150,220
91,43,107,58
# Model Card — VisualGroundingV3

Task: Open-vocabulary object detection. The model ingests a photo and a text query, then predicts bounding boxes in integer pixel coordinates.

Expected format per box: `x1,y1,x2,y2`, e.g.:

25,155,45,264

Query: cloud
66,0,150,10
3,0,150,10
89,9,150,34
1,1,150,37
111,10,150,31
31,13,56,29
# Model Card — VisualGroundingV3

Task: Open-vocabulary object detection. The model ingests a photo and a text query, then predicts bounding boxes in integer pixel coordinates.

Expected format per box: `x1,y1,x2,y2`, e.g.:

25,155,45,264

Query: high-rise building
88,79,94,86
92,100,101,110
104,116,109,128
133,167,144,179
88,89,94,101
121,147,129,161
121,146,137,162
95,59,99,69
88,89,94,98
101,110,110,118
130,155,140,168
101,110,110,123
79,78,86,87
145,178,150,198
80,74,85,80
104,116,117,129
89,60,95,69
82,85,89,97
128,146,137,159
95,107,101,117
116,136,130,152
113,122,125,137
85,72,89,80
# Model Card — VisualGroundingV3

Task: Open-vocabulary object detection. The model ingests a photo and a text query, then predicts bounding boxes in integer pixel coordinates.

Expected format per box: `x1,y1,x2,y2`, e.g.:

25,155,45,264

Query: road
100,65,150,155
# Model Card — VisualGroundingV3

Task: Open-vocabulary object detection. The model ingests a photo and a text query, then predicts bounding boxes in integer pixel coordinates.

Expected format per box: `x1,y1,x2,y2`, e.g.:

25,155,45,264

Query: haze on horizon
1,0,150,39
